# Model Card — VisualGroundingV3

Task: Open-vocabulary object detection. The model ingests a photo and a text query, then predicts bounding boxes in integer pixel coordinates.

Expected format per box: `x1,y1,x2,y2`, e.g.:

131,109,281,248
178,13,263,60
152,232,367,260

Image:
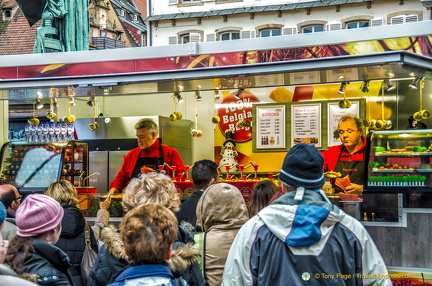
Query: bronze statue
15,0,91,53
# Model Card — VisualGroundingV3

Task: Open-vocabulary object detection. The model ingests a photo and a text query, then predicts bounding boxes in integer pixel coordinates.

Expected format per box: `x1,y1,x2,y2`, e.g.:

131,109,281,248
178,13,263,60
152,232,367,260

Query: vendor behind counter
109,118,185,194
323,115,365,195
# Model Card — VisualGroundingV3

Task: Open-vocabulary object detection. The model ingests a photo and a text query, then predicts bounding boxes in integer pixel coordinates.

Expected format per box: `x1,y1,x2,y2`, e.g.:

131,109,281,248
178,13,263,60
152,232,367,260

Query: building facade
147,0,431,46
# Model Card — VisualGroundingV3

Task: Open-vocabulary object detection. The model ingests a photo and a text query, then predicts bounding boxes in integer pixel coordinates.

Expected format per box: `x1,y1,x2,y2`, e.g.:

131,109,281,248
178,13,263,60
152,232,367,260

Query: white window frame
301,25,324,34
219,31,240,41
259,28,281,38
345,20,369,29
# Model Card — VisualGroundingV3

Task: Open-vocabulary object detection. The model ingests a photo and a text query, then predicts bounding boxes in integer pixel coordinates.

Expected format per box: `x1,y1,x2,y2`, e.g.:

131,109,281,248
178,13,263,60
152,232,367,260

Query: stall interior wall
213,79,432,173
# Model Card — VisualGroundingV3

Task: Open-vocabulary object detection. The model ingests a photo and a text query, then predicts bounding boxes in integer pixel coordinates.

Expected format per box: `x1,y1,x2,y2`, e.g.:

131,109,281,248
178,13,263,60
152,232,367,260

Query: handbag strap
84,222,92,250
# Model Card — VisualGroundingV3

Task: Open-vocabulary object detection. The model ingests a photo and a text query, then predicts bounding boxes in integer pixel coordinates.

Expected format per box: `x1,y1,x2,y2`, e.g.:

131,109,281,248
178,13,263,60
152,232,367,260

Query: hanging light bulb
69,97,76,106
234,88,244,99
174,92,184,103
35,99,44,109
409,77,423,89
384,79,396,91
338,82,348,94
360,80,370,93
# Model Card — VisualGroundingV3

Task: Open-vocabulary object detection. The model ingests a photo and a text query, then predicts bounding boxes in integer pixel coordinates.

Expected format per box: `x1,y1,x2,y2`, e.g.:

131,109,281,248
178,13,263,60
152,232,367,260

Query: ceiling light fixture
69,97,76,106
234,88,244,99
174,92,184,103
384,79,396,91
409,77,423,89
35,99,44,109
214,89,221,100
51,98,59,107
195,90,202,101
338,82,348,94
360,80,370,93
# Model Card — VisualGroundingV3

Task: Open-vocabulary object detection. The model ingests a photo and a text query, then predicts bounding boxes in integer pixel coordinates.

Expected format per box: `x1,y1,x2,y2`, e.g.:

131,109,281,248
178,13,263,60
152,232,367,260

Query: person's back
222,143,391,286
197,183,248,286
176,159,218,232
108,203,188,286
45,181,99,286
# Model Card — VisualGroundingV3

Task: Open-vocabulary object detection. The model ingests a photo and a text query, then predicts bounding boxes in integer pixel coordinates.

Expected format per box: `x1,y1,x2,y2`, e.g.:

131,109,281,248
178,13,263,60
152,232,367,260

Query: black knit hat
279,143,325,189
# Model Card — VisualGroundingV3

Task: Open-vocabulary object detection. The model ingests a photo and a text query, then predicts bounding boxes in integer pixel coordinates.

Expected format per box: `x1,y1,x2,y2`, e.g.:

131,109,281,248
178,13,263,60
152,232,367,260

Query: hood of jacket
258,190,344,248
196,183,248,232
60,205,85,238
100,225,200,274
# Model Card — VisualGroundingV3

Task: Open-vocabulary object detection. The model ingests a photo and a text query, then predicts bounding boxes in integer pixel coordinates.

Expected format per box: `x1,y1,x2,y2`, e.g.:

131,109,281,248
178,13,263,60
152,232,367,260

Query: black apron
333,149,365,193
131,140,165,178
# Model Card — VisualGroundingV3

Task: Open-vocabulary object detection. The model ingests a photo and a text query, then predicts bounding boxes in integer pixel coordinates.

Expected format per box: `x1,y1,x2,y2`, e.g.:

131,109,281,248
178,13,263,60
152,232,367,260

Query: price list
291,104,321,147
256,106,285,149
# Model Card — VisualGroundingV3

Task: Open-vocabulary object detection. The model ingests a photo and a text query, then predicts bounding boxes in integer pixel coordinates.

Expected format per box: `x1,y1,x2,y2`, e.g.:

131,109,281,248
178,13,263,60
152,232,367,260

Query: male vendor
323,115,365,194
109,118,185,193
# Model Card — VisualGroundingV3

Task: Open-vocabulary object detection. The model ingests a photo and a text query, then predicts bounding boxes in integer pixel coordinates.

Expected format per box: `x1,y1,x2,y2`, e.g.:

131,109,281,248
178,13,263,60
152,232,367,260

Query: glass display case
0,141,89,193
364,129,432,193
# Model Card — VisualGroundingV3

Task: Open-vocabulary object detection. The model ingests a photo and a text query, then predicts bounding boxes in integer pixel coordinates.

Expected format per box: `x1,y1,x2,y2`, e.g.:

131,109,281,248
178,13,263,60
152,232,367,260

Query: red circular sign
217,91,260,143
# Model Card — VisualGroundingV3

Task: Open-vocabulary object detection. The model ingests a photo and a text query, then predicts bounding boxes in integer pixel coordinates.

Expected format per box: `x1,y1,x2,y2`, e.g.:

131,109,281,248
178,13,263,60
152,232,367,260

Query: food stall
1,21,432,279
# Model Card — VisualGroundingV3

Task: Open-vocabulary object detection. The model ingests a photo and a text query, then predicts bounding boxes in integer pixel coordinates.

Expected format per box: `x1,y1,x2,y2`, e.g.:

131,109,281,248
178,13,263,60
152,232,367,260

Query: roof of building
146,0,384,21
0,1,38,55
109,0,146,47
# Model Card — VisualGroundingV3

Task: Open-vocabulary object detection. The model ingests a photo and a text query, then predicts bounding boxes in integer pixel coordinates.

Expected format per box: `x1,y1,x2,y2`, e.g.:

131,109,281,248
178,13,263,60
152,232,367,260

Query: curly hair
45,180,78,206
121,203,177,265
122,172,180,212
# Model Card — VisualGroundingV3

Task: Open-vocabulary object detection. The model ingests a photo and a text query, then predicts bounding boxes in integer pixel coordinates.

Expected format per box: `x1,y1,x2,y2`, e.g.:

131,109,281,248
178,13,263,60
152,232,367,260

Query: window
100,30,107,37
301,25,324,33
180,33,200,43
219,31,240,41
259,29,281,37
346,21,369,29
390,14,419,24
3,9,12,20
133,14,138,22
120,9,125,17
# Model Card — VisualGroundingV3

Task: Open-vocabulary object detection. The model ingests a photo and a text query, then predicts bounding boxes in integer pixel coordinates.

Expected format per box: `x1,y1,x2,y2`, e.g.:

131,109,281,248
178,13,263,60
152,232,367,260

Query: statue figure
16,0,91,53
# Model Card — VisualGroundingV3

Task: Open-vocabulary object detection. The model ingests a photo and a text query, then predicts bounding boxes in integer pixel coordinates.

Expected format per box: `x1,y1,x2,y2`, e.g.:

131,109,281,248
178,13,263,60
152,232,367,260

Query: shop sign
217,91,260,142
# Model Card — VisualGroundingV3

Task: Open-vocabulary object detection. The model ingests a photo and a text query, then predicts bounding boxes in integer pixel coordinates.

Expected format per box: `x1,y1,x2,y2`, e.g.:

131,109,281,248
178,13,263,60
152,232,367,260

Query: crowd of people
0,115,393,285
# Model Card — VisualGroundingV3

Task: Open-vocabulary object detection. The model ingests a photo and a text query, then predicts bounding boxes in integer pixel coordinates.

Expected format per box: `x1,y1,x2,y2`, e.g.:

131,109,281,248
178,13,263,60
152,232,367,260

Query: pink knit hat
16,194,64,237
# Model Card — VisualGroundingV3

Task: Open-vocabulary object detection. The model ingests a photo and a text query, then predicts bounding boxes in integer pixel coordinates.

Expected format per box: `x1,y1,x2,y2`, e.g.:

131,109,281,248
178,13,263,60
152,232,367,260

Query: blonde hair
45,180,79,206
122,172,180,212
121,203,177,264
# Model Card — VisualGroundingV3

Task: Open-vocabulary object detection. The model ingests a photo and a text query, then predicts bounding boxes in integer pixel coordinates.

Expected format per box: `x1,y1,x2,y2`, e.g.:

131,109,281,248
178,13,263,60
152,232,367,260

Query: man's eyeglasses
15,195,22,201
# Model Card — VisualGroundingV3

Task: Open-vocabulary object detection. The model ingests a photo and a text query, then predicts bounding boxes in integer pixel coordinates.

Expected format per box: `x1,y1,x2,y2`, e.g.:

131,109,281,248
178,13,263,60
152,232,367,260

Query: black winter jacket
14,238,73,286
87,225,204,286
55,205,98,286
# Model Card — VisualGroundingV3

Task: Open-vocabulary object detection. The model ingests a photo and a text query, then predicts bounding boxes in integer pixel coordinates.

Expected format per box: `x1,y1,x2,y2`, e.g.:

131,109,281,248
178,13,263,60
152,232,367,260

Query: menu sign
291,104,321,147
256,105,286,149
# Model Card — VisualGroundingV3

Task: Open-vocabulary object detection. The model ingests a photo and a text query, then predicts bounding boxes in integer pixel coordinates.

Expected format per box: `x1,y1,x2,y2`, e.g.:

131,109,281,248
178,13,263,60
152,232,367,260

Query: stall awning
0,51,431,99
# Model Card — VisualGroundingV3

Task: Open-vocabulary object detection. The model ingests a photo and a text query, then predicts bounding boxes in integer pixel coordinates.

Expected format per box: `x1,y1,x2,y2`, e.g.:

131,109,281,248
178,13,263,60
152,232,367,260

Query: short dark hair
191,159,219,191
0,189,16,209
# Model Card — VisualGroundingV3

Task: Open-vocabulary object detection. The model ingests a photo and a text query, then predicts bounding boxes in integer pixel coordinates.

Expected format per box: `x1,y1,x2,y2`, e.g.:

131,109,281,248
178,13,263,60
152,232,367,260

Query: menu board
291,104,321,147
256,105,286,149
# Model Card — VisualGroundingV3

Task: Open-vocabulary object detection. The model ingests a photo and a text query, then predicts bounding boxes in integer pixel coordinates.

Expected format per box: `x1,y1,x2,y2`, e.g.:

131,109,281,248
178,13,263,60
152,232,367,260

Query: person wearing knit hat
222,143,391,286
5,194,73,286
